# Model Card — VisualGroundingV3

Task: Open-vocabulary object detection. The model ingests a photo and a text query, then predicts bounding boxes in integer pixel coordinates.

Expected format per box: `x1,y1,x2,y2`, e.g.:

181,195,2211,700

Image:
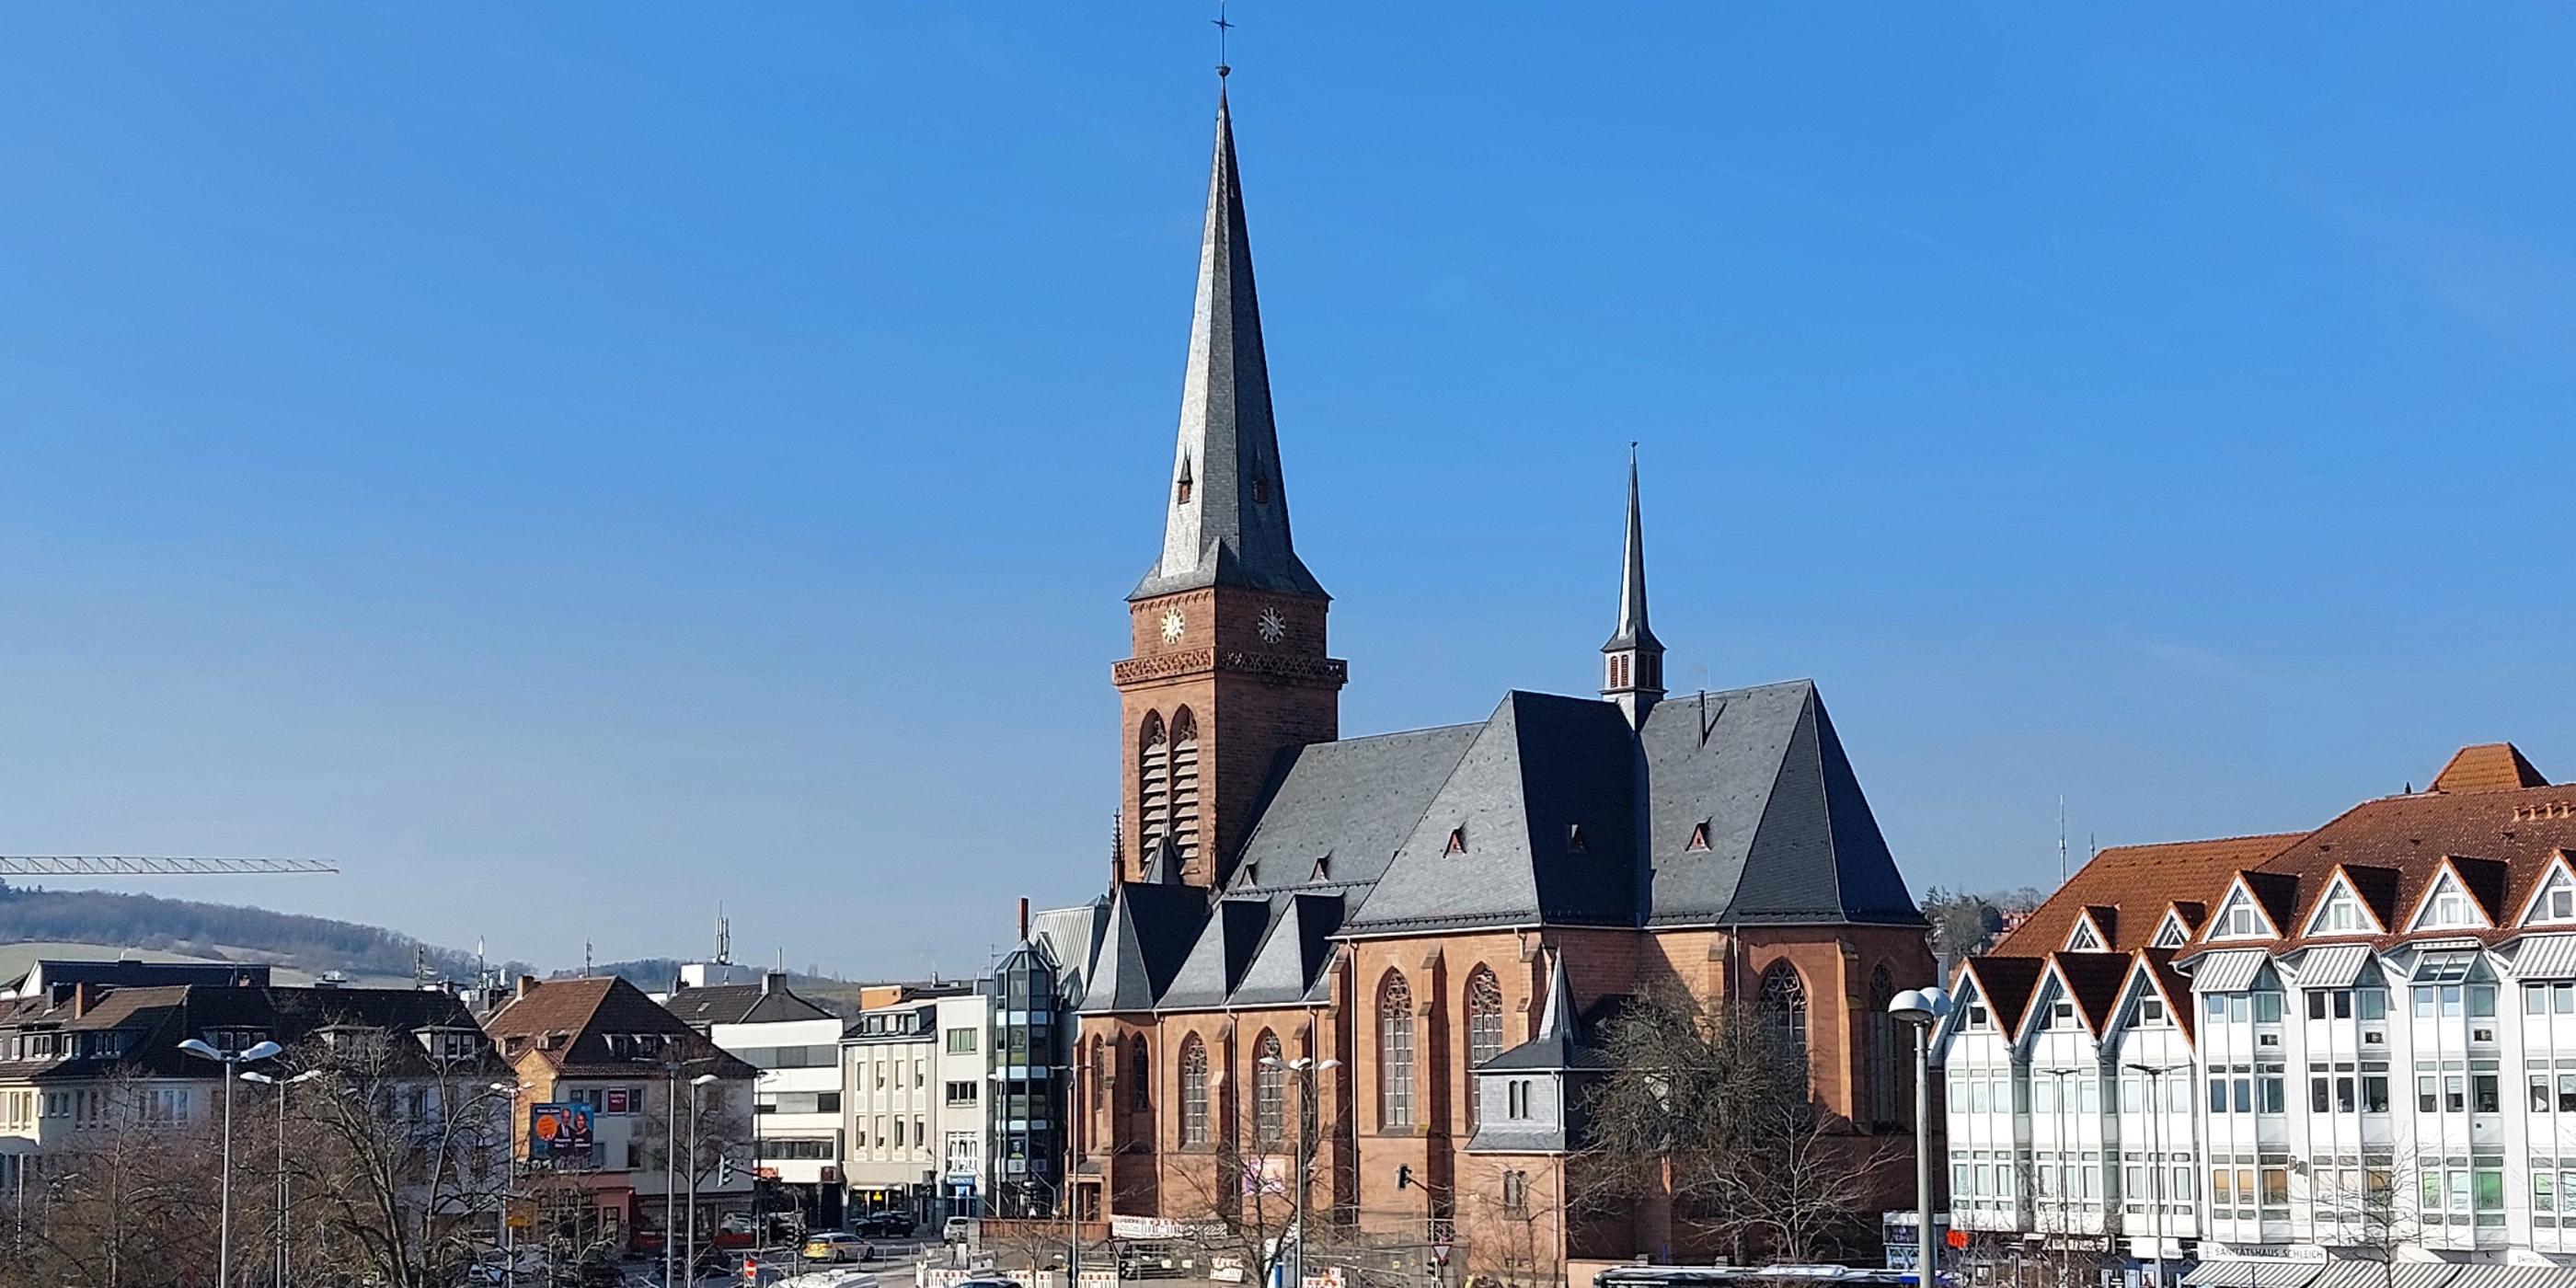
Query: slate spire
1133,89,1327,603
1600,447,1665,724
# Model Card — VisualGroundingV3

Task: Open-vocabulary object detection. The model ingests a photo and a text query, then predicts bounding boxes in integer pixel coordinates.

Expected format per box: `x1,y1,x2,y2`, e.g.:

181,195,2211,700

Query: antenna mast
2058,796,2068,884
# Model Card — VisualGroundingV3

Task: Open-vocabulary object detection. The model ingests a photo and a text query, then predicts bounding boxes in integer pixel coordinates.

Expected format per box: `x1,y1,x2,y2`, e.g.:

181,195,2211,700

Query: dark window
1179,1037,1210,1146
1466,969,1504,1131
1254,1031,1285,1144
1380,972,1415,1130
1759,963,1809,1073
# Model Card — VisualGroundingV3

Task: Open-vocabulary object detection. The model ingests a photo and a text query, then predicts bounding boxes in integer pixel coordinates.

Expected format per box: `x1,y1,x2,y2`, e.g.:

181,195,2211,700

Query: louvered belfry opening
1139,711,1170,865
1169,707,1202,874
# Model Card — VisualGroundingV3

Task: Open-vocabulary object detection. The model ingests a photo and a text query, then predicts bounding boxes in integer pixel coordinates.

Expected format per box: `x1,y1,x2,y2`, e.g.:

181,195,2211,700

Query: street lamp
638,1054,717,1288
2123,1064,2188,1288
1889,988,1951,1288
178,1037,284,1288
687,1073,719,1288
489,1081,529,1288
1259,1054,1342,1288
240,1069,323,1288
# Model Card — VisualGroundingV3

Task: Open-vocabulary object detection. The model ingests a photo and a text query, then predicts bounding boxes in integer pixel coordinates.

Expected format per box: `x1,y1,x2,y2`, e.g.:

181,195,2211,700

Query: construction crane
0,856,338,877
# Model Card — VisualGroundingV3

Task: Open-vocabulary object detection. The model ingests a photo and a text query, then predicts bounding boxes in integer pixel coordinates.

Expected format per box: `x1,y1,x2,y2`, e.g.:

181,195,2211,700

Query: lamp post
639,1055,715,1288
179,1037,284,1288
2124,1064,2187,1288
1889,988,1951,1288
687,1073,718,1288
489,1081,528,1288
1259,1054,1341,1288
240,1068,323,1288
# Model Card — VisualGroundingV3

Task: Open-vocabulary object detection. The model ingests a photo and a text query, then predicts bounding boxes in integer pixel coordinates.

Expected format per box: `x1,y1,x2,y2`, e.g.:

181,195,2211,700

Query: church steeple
1133,89,1325,603
1113,87,1344,891
1601,448,1664,726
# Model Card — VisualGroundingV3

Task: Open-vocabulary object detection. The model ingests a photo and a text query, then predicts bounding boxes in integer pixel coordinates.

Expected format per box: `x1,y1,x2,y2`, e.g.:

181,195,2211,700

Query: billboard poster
529,1103,594,1164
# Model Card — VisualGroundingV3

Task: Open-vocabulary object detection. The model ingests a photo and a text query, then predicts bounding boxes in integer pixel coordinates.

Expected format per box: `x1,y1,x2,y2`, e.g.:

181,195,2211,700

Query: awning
2444,1266,2576,1288
2514,936,2576,981
2191,949,2271,994
2310,1264,2393,1288
2299,945,2372,988
2390,1265,2463,1288
2184,1260,2325,1288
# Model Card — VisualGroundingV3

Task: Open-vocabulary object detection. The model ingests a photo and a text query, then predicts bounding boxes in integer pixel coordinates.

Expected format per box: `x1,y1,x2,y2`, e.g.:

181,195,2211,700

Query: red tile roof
2432,742,2548,794
1990,745,2576,972
1992,833,2306,957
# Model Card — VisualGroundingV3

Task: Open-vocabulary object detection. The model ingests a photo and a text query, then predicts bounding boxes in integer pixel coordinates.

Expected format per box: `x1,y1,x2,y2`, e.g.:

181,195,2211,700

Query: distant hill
0,879,528,985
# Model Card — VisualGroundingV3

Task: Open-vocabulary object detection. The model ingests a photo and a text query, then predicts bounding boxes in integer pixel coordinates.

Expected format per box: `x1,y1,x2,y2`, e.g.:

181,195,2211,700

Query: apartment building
841,984,972,1225
0,963,507,1215
484,975,760,1251
1936,743,2576,1288
666,972,847,1228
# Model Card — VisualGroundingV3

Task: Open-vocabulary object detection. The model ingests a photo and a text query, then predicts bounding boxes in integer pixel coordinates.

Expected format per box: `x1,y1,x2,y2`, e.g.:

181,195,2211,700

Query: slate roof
661,982,834,1030
1131,90,1323,603
0,983,503,1080
1635,680,1920,927
1089,677,1926,1012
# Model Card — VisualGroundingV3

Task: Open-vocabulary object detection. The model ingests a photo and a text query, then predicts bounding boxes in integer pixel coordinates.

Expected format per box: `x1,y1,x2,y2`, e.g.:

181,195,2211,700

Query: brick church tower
1111,90,1345,890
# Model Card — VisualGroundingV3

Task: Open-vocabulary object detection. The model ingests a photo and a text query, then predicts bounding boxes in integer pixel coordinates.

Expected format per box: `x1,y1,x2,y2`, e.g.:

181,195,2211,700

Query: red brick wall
1116,587,1339,888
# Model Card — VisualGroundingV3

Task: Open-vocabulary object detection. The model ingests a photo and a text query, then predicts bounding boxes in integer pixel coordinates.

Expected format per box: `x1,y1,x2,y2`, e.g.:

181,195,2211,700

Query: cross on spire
1213,0,1233,79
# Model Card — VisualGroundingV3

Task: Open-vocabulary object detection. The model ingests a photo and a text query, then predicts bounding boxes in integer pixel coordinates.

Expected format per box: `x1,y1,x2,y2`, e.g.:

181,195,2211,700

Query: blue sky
1,6,2570,979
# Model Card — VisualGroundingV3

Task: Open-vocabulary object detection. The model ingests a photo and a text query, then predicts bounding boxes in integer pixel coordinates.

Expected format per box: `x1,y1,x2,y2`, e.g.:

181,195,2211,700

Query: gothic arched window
1168,707,1202,873
1379,972,1415,1130
1869,966,1899,1125
1759,961,1809,1072
1138,713,1169,865
1465,967,1504,1129
1087,1035,1104,1113
1254,1030,1285,1144
1129,1036,1151,1112
1179,1035,1210,1146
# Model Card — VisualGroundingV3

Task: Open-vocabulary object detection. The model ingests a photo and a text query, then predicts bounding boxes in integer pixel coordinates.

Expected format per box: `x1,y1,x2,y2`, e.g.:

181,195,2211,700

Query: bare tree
6,1072,222,1288
1455,1158,1562,1288
266,1031,517,1288
1579,986,1904,1264
2306,1150,2412,1288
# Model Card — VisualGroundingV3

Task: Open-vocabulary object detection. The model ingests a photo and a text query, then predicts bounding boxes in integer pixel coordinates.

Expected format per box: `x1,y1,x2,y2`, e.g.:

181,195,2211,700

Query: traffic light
719,1155,735,1186
1397,1165,1413,1190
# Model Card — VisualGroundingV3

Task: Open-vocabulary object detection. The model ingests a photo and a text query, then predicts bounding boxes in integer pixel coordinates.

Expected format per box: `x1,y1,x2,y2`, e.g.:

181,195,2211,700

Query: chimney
763,971,782,996
72,981,99,1018
516,974,538,1001
1018,896,1030,942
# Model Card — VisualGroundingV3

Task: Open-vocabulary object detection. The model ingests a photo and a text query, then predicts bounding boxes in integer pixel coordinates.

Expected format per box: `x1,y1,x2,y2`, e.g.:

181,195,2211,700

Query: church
1068,87,1937,1279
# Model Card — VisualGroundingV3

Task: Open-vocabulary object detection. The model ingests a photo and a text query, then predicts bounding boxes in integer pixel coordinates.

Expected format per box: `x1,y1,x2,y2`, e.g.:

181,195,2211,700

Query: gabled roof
1226,892,1345,1007
1993,833,2303,957
2046,951,2132,1037
1158,896,1276,1009
2133,949,2196,1042
485,976,757,1079
662,982,834,1029
1637,679,1921,927
1960,956,2045,1033
1080,882,1212,1014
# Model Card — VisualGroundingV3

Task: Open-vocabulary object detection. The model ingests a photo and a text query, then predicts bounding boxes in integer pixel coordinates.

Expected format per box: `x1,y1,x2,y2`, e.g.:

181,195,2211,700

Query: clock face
1160,608,1187,642
1257,606,1287,644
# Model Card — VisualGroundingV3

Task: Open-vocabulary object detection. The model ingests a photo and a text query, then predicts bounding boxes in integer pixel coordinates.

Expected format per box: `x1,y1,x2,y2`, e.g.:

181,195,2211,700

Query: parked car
852,1213,912,1239
802,1233,870,1264
941,1217,973,1245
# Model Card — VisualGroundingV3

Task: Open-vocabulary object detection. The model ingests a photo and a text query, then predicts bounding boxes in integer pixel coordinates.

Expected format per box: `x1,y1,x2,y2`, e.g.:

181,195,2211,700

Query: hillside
0,879,527,984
